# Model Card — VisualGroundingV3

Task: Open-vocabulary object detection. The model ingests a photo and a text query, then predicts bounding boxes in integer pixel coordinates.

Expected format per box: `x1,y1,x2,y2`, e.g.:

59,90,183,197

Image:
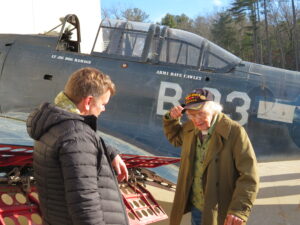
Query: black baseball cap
183,88,214,110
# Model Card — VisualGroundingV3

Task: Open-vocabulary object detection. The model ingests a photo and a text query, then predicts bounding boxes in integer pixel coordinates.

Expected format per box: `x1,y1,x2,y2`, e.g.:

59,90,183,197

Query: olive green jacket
163,113,259,225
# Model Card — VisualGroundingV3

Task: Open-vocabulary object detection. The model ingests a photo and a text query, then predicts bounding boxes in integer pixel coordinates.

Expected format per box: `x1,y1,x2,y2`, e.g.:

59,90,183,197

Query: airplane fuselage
0,16,299,161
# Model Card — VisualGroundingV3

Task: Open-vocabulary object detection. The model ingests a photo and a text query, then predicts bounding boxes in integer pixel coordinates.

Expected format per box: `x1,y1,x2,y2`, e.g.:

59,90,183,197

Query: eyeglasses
186,111,209,120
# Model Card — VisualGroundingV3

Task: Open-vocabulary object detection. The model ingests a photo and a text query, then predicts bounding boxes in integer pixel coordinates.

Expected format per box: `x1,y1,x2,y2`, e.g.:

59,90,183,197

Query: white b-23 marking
157,81,251,125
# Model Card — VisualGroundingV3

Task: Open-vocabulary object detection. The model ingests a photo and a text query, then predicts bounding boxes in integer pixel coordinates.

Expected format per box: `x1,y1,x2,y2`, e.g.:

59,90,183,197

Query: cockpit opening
49,14,81,53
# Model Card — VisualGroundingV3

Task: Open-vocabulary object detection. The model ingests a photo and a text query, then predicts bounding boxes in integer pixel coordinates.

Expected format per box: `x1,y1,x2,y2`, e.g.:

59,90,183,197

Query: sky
101,0,233,23
0,0,101,53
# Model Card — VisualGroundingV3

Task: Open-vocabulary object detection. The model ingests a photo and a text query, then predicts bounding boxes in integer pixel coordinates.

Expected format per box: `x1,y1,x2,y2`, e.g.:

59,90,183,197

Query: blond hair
64,67,116,104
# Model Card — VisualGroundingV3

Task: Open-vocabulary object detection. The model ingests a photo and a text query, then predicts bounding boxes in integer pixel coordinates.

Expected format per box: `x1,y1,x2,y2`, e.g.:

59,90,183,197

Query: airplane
0,13,300,225
0,14,299,161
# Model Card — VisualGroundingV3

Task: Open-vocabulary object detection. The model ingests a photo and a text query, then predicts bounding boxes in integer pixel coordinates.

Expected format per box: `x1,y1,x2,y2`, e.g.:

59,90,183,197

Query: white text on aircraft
156,70,202,81
157,81,250,126
51,55,91,64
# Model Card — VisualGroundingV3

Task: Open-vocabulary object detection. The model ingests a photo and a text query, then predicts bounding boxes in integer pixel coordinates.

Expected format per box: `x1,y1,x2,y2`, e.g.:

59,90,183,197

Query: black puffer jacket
26,103,129,225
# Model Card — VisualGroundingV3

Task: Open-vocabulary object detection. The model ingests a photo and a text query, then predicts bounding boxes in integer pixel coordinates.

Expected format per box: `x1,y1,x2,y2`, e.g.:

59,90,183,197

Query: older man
163,88,259,225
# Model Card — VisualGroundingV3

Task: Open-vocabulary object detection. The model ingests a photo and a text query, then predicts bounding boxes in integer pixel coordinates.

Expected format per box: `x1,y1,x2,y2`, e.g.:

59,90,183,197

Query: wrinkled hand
170,105,184,119
112,155,128,182
224,214,243,225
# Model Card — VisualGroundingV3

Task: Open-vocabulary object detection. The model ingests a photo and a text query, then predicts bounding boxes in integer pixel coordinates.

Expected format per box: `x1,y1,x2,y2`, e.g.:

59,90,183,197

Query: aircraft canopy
93,19,241,73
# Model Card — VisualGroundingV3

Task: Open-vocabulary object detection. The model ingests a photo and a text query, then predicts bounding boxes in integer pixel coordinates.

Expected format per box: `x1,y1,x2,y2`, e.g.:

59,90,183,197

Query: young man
27,67,129,225
163,88,259,225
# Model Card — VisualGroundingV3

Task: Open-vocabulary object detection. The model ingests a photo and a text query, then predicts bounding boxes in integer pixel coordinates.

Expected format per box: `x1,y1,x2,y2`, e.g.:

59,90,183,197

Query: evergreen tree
211,12,238,53
161,13,193,31
230,0,260,62
161,14,177,28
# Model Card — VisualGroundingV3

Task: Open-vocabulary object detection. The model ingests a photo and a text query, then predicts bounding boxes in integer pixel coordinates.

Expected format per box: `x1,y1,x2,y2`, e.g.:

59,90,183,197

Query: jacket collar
54,92,98,132
181,113,233,177
54,91,81,114
82,115,98,132
202,113,232,171
214,113,232,140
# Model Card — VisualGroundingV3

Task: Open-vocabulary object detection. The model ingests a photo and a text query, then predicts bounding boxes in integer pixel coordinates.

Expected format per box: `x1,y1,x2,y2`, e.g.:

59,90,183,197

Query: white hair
201,101,223,114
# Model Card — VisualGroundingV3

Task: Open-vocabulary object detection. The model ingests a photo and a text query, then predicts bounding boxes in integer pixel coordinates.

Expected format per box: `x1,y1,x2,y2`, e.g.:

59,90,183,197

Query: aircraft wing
0,115,180,225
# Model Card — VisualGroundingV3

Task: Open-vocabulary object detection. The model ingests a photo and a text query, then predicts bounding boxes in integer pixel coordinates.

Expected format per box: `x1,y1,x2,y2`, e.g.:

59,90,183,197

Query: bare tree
269,2,287,68
102,5,149,22
193,15,214,39
263,0,272,65
279,1,297,70
256,0,263,64
291,0,299,70
101,5,122,20
122,8,149,22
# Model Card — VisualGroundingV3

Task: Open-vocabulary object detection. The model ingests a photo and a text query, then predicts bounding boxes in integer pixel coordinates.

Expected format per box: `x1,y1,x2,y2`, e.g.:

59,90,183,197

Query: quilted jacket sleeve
59,137,105,225
100,137,120,162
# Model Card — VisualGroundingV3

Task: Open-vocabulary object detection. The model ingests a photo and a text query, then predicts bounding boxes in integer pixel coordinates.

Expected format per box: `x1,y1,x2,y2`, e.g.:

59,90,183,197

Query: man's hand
224,214,243,225
112,154,128,182
170,105,184,119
